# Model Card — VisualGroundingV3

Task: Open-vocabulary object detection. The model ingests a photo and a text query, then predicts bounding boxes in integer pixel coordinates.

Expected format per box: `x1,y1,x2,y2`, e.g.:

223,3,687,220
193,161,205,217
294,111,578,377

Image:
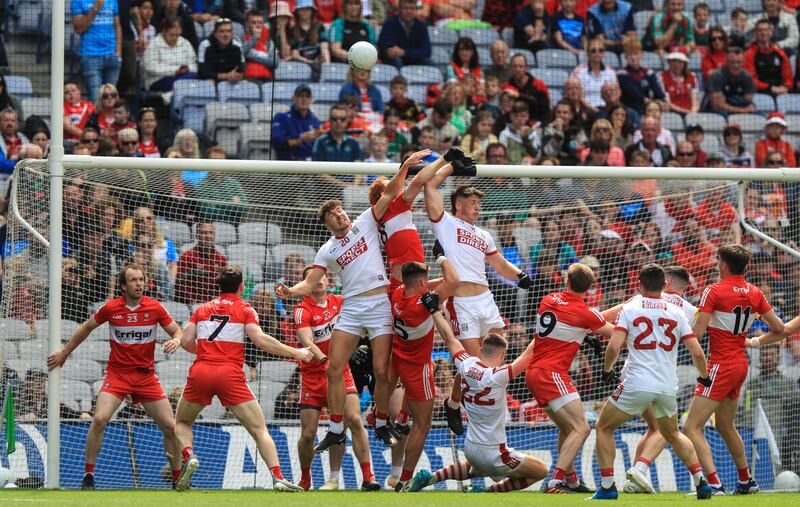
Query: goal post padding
1,158,799,490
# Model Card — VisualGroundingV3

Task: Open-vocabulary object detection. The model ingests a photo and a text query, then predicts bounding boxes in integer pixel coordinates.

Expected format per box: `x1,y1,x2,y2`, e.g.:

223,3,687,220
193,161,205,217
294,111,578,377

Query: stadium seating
6,75,33,100
270,244,317,266
536,49,578,69
400,65,444,86
777,94,800,114
161,301,191,326
218,81,262,106
1,319,31,341
1,341,19,361
238,222,283,246
34,319,81,342
275,61,313,83
239,123,272,159
320,63,350,83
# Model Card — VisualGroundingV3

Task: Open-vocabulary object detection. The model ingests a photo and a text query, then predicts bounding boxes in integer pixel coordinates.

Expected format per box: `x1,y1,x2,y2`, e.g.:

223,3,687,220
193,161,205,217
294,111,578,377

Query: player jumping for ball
407,291,547,493
423,164,532,434
591,264,713,501
683,245,783,495
174,265,313,492
48,263,185,490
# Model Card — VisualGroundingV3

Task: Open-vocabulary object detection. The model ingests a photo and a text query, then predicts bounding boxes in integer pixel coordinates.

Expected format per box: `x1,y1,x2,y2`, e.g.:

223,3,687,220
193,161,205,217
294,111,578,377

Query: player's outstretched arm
423,165,453,221
684,336,710,380
749,313,795,348
427,247,460,301
276,267,325,299
161,321,183,354
46,318,101,369
180,322,198,354
247,323,314,362
510,338,535,378
297,327,328,363
421,291,464,358
403,157,449,202
487,253,533,289
602,328,627,380
601,304,623,323
373,149,431,219
760,309,785,334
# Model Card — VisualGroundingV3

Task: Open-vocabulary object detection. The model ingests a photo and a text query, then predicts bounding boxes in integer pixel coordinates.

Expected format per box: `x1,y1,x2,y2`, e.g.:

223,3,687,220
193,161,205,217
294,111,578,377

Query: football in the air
347,41,378,72
774,470,800,491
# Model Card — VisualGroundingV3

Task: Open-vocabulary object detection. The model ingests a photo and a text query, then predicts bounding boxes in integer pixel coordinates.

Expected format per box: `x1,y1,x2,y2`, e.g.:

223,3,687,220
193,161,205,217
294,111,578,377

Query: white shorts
334,292,394,340
609,384,678,419
464,439,524,481
447,291,504,341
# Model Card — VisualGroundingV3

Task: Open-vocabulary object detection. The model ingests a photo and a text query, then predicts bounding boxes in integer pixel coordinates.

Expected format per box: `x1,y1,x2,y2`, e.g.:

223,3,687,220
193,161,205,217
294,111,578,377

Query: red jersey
64,100,96,141
293,293,343,376
190,293,259,367
694,200,737,239
698,275,772,363
93,295,173,373
381,194,424,271
657,71,698,112
390,285,434,364
529,291,606,372
139,133,161,157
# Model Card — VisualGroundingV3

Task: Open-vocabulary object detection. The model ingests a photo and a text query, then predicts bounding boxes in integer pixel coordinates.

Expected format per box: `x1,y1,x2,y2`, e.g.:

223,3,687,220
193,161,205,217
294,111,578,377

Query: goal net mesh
1,158,798,491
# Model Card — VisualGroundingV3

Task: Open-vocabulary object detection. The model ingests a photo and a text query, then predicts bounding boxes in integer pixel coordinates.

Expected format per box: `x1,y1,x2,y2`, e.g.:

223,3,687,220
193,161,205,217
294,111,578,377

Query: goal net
1,158,798,491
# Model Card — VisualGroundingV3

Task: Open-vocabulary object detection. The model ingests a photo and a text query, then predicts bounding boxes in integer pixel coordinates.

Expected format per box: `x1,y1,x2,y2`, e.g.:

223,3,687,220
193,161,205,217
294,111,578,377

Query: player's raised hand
601,369,620,385
516,271,532,289
585,335,604,358
421,291,441,314
443,146,466,162
47,349,68,370
432,239,445,260
295,347,314,363
275,282,291,300
401,149,431,171
163,337,180,354
450,157,477,177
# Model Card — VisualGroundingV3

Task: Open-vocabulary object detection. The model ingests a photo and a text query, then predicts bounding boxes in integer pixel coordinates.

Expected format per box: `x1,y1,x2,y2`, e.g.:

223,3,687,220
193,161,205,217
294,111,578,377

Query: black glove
586,336,603,358
349,344,371,370
433,240,445,260
407,163,426,176
443,146,466,162
517,271,532,289
451,157,477,177
601,369,620,385
697,375,712,388
421,291,440,314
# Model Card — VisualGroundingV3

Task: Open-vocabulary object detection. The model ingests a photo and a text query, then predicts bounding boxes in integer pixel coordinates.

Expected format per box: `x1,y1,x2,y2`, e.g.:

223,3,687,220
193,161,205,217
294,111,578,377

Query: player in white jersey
423,164,532,434
276,149,430,454
590,264,713,500
406,291,547,493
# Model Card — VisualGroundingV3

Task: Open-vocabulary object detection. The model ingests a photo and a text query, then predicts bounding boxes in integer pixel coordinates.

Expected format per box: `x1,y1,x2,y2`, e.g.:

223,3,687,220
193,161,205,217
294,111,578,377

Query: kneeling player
389,254,459,491
407,292,547,493
293,267,374,491
590,264,712,500
174,266,313,491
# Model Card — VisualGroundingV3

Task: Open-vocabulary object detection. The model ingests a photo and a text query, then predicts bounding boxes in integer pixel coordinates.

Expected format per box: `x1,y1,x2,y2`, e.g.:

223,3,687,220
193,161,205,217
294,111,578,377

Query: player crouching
590,264,713,500
407,292,547,493
173,265,314,491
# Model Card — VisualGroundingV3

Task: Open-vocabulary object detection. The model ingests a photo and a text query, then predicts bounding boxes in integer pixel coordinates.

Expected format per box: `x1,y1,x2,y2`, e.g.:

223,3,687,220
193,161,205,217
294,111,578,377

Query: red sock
85,463,95,474
488,478,533,492
689,463,703,475
434,461,474,482
565,471,579,486
707,471,721,487
637,457,651,467
172,469,181,482
737,467,750,483
301,467,311,482
400,468,414,482
395,410,410,426
181,446,193,462
601,468,614,477
270,465,284,480
330,414,343,423
360,461,374,482
552,467,566,482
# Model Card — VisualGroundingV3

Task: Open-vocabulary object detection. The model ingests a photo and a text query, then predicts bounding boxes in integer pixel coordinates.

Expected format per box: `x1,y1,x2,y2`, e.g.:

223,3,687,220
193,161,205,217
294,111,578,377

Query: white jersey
662,291,698,326
431,211,497,286
615,296,696,394
454,351,511,445
313,208,389,298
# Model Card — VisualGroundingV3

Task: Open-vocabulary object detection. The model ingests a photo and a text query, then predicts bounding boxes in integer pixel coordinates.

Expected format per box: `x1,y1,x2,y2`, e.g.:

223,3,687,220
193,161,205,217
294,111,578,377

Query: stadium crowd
1,0,800,480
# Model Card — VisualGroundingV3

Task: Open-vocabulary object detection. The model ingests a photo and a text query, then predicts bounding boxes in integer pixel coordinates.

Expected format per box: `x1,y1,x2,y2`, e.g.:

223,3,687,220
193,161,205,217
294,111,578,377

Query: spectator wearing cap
643,0,695,56
586,0,636,54
198,18,245,82
624,116,672,166
377,0,432,68
312,104,363,164
72,0,122,104
684,123,707,167
506,53,551,126
328,0,377,64
142,18,198,91
287,0,330,77
272,84,322,161
705,152,725,168
617,39,666,116
242,9,279,81
268,1,293,60
658,49,700,115
414,98,458,153
721,123,754,167
706,47,756,116
743,19,793,96
152,0,200,50
571,38,619,109
755,112,797,167
746,0,799,56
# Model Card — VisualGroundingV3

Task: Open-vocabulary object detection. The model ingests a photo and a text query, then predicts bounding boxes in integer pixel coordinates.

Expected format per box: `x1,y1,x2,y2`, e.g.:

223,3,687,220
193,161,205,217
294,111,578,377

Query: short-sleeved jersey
189,293,259,367
455,351,512,445
430,211,497,286
390,285,434,364
64,100,96,140
293,293,343,376
529,291,606,371
381,195,425,269
616,296,696,393
663,291,698,326
698,275,772,363
93,295,173,373
313,207,389,298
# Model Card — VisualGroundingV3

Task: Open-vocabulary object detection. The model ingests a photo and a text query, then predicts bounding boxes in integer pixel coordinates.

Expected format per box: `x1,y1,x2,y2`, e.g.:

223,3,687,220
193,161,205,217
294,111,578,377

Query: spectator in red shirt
743,19,793,96
506,53,551,126
86,83,119,138
137,107,161,157
658,49,700,115
694,185,740,244
670,217,716,291
63,80,96,142
174,221,228,304
702,26,728,82
755,112,797,167
314,0,343,25
108,100,136,147
0,107,28,163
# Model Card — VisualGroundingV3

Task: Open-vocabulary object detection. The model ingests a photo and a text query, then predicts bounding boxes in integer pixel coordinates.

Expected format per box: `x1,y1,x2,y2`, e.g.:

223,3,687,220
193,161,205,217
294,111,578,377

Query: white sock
601,476,615,489
547,479,562,488
330,470,340,481
447,398,461,410
391,465,402,477
633,461,649,474
693,472,704,487
375,418,387,428
330,420,344,433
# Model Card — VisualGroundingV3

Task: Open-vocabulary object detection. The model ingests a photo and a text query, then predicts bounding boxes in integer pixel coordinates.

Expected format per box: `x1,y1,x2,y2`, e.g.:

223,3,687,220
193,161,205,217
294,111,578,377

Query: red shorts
694,361,748,401
392,355,435,402
183,361,255,407
525,367,579,410
299,365,357,410
100,369,167,404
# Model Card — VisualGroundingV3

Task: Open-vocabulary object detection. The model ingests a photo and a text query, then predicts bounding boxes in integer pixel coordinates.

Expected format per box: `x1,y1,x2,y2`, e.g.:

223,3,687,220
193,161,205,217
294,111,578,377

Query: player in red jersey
47,263,184,490
174,266,313,492
683,244,784,495
526,263,613,494
389,252,459,492
293,266,374,491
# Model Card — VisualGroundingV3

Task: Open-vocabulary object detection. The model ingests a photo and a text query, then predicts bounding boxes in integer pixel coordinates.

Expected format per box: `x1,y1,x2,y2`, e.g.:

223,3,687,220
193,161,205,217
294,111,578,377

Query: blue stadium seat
535,49,578,69
172,80,216,132
320,63,350,83
240,123,272,159
685,112,725,133
407,85,427,104
740,0,762,13
371,63,399,84
728,113,765,133
6,75,33,100
634,11,654,39
752,93,776,115
205,101,249,138
14,0,43,34
689,51,703,73
776,94,800,114
477,47,490,68
21,97,51,122
500,27,514,47
262,81,296,101
275,61,312,82
510,48,536,67
459,27,498,47
239,222,283,246
194,21,205,39
217,80,261,106
308,83,341,103
548,89,562,104
428,26,459,48
432,46,450,66
661,112,685,132
401,65,444,85
536,68,570,91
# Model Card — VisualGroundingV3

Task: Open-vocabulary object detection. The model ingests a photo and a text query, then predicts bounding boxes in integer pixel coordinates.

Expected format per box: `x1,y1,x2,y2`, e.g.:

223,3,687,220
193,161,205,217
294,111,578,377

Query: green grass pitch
1,490,798,506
